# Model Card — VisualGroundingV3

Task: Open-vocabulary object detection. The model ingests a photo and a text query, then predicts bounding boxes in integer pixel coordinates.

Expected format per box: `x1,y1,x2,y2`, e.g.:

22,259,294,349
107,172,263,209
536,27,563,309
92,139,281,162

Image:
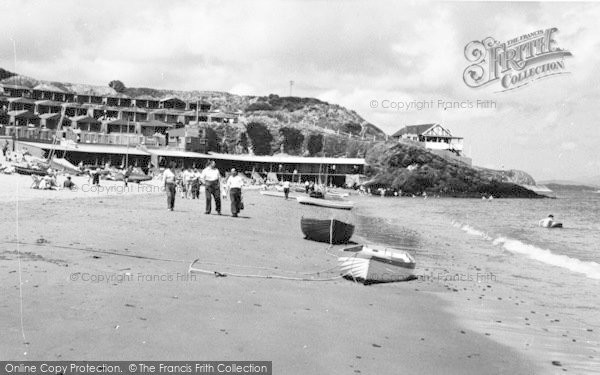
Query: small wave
493,237,600,280
454,220,600,280
459,223,493,240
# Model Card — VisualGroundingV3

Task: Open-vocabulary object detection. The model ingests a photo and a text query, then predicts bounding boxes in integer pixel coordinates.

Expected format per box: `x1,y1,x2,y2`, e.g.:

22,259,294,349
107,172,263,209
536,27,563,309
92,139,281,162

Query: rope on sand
188,258,342,282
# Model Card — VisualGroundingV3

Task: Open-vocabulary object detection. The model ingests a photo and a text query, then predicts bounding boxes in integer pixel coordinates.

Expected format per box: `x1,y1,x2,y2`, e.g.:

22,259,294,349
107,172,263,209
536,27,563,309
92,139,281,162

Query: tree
345,139,361,158
323,135,347,156
341,122,362,135
109,80,126,93
306,133,323,156
246,122,273,155
279,127,304,155
245,102,273,112
238,132,249,153
205,127,220,152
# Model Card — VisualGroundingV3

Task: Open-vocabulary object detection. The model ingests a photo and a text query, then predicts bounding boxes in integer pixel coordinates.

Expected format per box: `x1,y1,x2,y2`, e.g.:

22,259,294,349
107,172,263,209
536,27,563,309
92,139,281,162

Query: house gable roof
391,123,437,137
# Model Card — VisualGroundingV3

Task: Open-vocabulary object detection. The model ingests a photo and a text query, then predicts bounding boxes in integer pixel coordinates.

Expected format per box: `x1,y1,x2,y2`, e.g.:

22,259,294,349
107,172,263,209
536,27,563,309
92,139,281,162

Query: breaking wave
454,221,600,280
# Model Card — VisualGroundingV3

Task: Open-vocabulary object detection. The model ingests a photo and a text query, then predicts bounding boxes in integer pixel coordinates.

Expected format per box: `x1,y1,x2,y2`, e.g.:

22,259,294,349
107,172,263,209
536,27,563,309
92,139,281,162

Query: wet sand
356,196,600,374
0,180,537,374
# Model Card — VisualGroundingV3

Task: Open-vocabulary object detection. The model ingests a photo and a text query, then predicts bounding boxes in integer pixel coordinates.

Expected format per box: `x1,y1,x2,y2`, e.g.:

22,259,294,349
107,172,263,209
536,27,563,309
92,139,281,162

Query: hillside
1,74,385,141
364,142,542,198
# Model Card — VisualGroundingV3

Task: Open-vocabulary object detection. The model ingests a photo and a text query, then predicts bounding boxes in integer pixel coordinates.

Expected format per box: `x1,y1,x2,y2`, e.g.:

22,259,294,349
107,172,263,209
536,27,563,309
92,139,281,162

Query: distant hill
574,175,600,187
545,183,598,191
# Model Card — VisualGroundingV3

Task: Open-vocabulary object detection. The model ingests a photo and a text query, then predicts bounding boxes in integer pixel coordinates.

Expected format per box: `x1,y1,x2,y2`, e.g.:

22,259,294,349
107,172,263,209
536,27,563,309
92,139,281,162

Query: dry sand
0,178,538,374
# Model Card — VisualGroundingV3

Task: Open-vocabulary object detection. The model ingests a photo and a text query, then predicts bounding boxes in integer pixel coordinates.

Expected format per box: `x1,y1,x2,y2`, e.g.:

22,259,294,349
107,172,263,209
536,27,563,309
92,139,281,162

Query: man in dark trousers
162,162,176,211
200,160,221,215
226,168,244,217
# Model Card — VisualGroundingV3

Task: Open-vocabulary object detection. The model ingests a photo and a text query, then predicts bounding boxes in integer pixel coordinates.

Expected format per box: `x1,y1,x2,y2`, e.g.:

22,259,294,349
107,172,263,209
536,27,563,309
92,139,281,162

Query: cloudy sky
1,0,598,181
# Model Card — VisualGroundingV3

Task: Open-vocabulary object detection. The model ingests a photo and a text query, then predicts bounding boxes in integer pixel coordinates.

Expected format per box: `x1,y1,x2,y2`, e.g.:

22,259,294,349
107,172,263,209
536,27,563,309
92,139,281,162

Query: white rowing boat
296,196,354,210
338,244,416,283
260,190,297,199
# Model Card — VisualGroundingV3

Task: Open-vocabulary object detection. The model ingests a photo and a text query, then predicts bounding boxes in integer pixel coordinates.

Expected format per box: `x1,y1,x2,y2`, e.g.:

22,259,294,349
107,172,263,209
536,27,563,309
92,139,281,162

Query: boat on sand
260,190,297,199
14,165,48,176
338,244,416,283
296,196,354,210
300,217,354,244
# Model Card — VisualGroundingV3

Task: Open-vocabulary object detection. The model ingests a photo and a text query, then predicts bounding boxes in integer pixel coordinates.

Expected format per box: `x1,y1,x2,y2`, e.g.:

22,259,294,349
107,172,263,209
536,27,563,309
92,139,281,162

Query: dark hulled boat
301,217,355,244
14,166,48,176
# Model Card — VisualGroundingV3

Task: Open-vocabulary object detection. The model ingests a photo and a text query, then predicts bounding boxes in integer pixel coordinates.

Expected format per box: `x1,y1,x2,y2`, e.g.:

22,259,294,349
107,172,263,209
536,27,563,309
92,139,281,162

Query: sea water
351,189,600,370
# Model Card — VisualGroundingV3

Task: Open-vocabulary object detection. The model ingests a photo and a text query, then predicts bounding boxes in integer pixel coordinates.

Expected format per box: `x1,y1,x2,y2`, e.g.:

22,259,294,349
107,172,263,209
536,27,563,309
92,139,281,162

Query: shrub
246,122,273,155
279,127,304,155
306,133,323,156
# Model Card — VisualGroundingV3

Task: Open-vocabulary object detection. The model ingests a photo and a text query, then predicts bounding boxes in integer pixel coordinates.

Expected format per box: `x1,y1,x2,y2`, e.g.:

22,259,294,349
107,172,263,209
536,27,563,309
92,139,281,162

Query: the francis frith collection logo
463,28,572,92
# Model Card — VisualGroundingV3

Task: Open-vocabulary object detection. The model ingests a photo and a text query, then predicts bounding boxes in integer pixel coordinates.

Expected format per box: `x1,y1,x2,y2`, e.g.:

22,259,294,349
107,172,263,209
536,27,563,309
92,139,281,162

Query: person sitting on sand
63,176,76,190
539,214,555,228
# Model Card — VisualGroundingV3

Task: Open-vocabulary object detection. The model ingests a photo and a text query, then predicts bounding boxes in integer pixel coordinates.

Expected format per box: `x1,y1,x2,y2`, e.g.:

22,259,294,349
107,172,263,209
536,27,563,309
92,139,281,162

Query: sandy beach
0,177,541,374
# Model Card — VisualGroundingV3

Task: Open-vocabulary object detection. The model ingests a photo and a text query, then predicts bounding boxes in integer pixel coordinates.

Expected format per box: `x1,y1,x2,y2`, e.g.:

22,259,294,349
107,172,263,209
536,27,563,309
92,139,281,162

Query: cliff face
364,142,541,198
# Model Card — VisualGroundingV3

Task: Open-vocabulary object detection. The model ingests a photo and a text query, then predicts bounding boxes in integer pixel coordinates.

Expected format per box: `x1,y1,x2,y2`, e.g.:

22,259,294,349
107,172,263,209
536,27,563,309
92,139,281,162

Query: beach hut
71,115,101,133
160,96,186,111
134,95,160,109
8,110,40,127
104,92,131,107
32,83,71,102
8,97,36,112
106,118,136,134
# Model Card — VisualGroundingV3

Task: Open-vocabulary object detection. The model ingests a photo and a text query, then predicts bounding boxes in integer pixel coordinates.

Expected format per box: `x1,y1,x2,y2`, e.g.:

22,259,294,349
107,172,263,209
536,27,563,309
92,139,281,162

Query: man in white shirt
200,160,222,214
226,168,245,217
162,163,177,211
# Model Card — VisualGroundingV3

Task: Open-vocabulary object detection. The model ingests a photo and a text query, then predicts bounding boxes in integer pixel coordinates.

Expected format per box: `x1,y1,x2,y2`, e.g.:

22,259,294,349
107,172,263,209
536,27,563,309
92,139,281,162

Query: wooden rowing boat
296,196,354,210
338,244,416,283
300,217,355,244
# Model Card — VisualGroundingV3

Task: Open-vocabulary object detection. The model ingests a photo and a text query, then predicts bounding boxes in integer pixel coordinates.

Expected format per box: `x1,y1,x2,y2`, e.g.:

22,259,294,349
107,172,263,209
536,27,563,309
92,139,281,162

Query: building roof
207,152,366,165
106,92,130,99
147,149,210,158
71,115,100,124
209,112,236,119
0,83,31,90
139,120,173,128
8,97,37,104
35,99,64,107
391,124,436,138
107,118,135,126
160,95,184,103
8,110,39,119
19,141,150,156
62,102,83,108
33,83,67,93
39,113,61,120
135,95,159,101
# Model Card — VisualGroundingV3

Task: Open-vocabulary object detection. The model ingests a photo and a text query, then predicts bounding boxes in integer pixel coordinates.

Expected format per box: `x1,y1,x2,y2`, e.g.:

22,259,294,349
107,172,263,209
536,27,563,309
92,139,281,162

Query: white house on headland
391,123,464,156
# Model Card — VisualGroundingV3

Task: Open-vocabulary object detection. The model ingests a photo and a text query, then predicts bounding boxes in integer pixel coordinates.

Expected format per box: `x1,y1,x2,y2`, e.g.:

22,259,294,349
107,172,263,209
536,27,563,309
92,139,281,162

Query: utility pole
289,80,294,97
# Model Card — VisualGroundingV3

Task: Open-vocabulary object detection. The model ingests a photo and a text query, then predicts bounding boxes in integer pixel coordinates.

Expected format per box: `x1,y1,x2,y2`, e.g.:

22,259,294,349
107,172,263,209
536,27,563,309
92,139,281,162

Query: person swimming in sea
539,214,555,228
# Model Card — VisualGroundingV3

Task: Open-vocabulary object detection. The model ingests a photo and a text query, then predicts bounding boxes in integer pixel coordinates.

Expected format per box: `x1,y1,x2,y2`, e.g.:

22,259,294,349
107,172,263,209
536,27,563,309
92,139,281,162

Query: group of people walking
162,160,245,217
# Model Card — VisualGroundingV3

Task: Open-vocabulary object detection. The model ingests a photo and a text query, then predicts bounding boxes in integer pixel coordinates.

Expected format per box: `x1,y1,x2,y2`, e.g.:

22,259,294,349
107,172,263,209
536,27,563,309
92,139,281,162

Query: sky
1,0,598,181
